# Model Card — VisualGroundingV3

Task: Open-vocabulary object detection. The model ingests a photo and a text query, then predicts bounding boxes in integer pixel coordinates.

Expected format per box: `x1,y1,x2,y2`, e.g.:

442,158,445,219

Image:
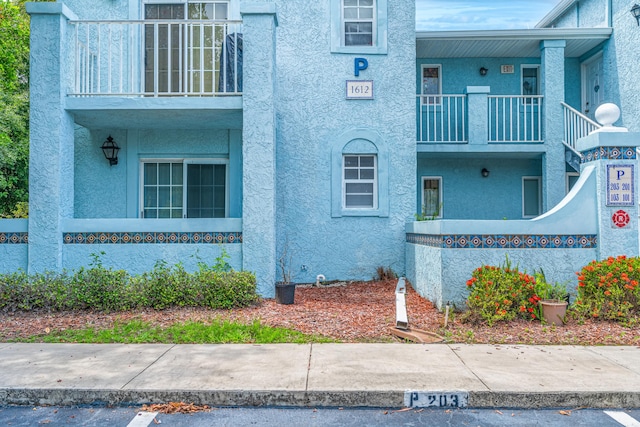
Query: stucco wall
74,128,232,219
416,157,542,220
273,0,416,282
0,220,28,273
544,0,640,133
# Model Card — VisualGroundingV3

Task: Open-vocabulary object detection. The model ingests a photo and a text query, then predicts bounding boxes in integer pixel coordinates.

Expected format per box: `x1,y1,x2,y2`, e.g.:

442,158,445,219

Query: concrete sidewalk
1,343,640,409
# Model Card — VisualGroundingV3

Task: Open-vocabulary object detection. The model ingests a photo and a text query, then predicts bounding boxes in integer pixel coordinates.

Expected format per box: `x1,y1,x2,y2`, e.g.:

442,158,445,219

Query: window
330,0,387,54
141,159,227,218
421,64,441,105
521,65,540,104
566,172,580,194
421,177,442,219
343,155,377,209
343,0,375,46
144,1,230,94
522,176,541,218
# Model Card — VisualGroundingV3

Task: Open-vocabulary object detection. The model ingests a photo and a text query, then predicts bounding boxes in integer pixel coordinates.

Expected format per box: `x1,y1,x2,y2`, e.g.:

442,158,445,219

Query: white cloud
416,0,561,31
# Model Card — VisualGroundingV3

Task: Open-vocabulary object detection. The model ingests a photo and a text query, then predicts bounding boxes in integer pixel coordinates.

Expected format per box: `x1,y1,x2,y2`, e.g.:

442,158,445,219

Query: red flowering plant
574,255,640,324
463,257,543,326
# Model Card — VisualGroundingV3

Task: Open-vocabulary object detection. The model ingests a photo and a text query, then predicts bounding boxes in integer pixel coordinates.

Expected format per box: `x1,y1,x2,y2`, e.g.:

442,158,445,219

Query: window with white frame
343,155,377,209
566,172,580,194
144,1,230,94
342,0,375,46
521,65,540,104
522,176,541,218
141,159,227,218
421,177,442,219
421,65,441,105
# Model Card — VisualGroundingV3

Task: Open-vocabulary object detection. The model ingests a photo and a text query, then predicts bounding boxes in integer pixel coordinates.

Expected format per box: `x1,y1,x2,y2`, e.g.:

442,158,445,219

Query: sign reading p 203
607,164,634,206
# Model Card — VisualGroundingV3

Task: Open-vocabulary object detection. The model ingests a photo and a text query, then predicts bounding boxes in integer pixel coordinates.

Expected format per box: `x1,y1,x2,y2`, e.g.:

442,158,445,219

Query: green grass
11,319,337,344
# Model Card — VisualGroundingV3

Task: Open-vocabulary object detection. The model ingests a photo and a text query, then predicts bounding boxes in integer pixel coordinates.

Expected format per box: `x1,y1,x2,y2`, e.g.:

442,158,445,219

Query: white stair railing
561,102,601,150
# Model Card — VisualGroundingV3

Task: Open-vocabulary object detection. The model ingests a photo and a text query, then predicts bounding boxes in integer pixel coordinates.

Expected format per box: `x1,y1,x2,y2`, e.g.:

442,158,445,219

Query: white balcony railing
488,95,543,143
70,20,242,97
561,102,601,150
416,95,467,143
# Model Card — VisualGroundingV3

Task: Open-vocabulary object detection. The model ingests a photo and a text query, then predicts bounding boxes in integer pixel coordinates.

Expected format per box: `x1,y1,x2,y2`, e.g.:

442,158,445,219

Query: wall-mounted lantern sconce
481,168,490,178
631,4,640,25
479,67,488,76
101,135,120,166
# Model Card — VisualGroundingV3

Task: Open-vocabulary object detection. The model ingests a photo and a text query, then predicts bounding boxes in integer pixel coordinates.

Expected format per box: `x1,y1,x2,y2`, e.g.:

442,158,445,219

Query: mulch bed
1,280,639,345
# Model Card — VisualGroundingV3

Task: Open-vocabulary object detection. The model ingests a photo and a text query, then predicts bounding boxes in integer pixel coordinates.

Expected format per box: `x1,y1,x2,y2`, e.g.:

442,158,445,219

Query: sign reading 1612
607,164,635,206
346,80,373,100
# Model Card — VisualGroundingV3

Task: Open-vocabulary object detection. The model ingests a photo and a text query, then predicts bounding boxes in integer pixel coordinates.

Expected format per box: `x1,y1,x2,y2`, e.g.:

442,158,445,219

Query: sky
416,0,562,31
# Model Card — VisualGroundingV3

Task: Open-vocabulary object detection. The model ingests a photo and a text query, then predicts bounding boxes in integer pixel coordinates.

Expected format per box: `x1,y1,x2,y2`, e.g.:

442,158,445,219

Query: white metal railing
416,95,467,143
70,20,242,97
561,102,601,150
488,95,543,143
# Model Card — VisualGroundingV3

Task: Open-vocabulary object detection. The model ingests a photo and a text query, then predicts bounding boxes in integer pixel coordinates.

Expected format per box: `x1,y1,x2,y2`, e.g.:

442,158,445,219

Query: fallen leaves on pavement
140,402,212,414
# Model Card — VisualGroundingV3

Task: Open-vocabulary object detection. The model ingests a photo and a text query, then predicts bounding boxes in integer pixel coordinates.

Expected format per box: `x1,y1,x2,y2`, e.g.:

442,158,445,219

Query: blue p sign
354,57,368,76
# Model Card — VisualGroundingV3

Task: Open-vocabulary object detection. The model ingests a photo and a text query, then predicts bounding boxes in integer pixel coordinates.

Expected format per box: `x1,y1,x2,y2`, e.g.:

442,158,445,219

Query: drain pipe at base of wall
316,274,326,286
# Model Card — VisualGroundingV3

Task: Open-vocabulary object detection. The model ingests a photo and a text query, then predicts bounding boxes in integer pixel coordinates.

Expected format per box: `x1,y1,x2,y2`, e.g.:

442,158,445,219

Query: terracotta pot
539,299,568,326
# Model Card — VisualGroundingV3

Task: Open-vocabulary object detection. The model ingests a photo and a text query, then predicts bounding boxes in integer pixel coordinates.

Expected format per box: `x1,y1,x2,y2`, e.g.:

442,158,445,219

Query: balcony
417,94,543,145
65,19,243,130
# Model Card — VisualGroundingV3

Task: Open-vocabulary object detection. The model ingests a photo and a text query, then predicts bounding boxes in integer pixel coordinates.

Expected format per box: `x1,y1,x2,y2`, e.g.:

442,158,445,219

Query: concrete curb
3,389,640,409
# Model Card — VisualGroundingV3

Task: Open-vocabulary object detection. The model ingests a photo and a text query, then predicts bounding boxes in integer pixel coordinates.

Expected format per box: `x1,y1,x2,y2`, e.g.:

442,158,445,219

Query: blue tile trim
63,232,243,244
0,232,28,244
581,146,637,163
406,233,597,249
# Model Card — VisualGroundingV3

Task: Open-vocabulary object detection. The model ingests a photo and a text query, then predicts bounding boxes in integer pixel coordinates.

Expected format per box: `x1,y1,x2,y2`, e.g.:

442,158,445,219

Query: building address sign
346,57,374,99
606,164,634,206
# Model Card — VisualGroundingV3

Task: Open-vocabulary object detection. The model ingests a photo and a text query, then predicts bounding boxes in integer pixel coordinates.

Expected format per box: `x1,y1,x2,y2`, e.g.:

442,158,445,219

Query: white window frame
139,158,229,218
421,64,442,106
341,0,376,47
566,172,580,194
342,154,378,210
522,176,542,218
421,176,443,219
521,64,540,105
143,1,231,94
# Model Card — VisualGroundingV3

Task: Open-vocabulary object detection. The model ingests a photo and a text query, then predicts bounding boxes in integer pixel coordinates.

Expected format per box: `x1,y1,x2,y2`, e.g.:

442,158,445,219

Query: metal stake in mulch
389,277,443,343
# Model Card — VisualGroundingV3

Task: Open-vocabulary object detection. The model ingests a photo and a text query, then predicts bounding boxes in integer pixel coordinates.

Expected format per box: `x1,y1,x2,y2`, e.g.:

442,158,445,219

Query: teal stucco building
1,0,639,303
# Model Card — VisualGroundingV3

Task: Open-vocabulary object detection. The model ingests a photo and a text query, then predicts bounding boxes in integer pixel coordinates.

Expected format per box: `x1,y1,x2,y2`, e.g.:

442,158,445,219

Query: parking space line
604,411,640,427
126,411,159,427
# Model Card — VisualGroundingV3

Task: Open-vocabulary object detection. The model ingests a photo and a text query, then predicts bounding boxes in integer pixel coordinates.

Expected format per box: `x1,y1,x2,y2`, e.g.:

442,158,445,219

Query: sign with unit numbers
607,164,634,206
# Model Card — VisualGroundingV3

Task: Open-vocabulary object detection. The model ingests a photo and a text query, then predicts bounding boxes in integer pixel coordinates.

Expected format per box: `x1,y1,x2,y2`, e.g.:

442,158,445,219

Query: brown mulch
1,280,639,345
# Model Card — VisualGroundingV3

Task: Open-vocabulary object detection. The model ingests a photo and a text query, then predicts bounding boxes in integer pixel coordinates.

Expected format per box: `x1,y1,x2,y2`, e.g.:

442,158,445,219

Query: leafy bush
0,253,258,313
464,258,547,326
574,256,640,323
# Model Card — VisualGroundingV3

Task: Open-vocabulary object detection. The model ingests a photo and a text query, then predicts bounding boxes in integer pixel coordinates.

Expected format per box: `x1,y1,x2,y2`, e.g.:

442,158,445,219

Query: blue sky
416,0,562,31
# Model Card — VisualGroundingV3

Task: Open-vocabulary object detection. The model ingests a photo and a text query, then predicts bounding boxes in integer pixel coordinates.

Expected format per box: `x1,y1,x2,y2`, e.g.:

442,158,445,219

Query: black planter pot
275,282,295,304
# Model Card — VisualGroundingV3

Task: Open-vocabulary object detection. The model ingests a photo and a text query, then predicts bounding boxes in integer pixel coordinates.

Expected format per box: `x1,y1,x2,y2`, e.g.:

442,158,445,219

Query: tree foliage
0,0,32,217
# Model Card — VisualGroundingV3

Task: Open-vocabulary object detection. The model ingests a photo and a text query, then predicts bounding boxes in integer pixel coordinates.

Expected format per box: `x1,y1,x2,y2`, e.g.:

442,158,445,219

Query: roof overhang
416,28,612,58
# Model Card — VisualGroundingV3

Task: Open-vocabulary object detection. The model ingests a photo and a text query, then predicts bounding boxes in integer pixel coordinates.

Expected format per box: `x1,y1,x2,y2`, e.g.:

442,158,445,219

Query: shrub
0,255,258,313
574,255,640,323
464,259,542,326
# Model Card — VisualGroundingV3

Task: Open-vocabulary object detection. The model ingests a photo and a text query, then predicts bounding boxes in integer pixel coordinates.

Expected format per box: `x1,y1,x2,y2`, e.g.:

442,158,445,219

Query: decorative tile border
0,232,28,244
581,146,636,163
63,232,242,244
406,233,597,249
